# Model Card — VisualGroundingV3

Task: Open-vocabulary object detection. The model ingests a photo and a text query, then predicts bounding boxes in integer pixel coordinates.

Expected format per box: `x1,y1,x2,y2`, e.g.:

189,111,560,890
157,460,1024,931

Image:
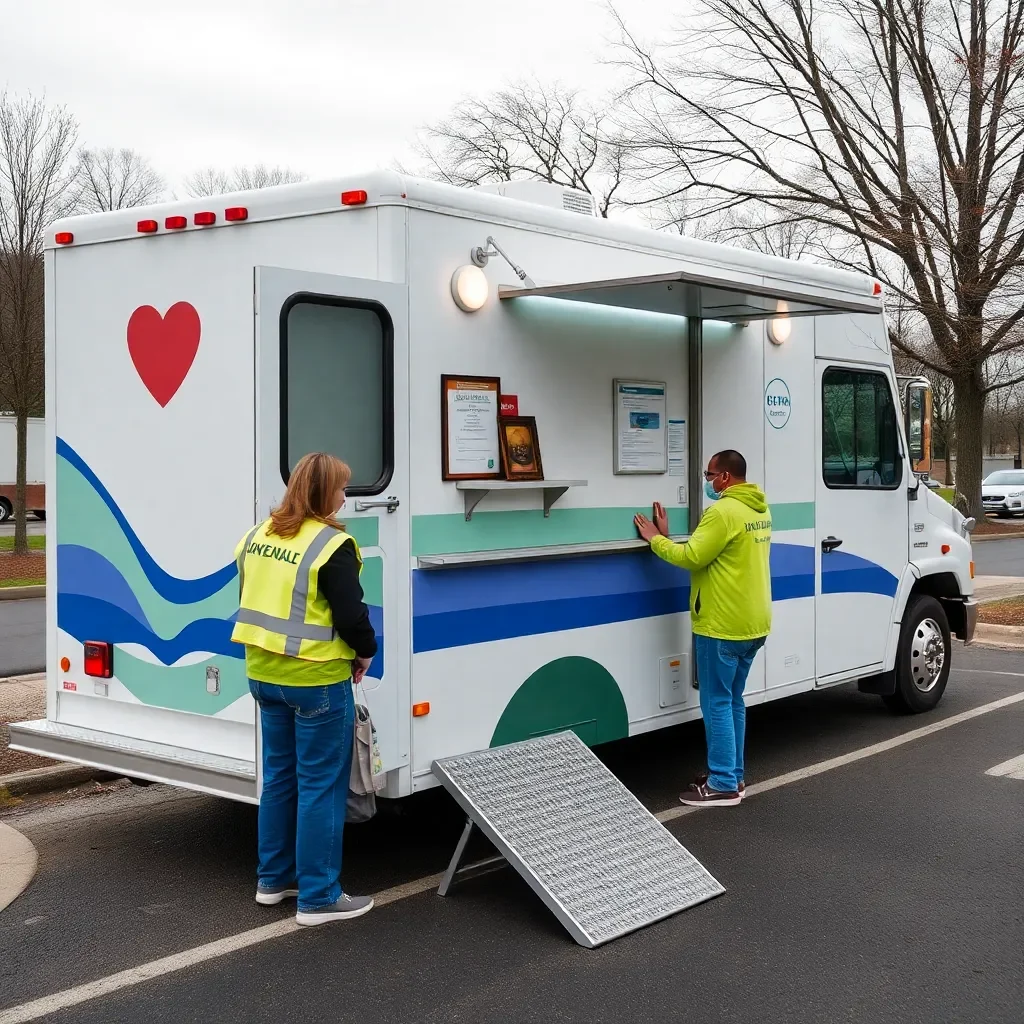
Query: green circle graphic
490,656,628,748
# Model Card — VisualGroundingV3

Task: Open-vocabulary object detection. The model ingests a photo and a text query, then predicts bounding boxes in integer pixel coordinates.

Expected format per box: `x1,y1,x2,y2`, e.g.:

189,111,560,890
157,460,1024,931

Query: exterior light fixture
768,301,791,345
451,265,489,312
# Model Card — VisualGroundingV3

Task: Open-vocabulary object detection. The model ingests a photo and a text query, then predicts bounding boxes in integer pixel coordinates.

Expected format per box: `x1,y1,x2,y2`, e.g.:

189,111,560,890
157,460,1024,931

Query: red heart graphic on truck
127,302,201,407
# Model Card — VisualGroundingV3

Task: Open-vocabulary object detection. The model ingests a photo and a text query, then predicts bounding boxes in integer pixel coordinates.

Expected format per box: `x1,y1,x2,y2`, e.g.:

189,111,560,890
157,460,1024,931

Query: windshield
984,471,1024,486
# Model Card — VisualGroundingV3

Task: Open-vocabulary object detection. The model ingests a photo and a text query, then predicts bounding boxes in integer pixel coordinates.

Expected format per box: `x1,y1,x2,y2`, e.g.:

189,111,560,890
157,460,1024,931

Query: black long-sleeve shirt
317,541,378,660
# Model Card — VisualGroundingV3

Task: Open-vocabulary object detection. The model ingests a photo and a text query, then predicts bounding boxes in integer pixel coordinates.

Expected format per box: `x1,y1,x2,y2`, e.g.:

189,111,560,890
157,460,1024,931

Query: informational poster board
441,375,502,480
613,380,668,475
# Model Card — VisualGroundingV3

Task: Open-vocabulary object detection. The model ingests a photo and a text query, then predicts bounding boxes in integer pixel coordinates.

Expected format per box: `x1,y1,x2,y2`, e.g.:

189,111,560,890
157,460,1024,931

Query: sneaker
696,770,745,799
295,893,374,927
255,882,299,906
679,779,741,807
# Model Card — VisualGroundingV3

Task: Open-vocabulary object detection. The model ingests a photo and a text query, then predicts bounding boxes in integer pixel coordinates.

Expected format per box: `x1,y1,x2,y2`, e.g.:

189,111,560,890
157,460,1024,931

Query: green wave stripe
114,647,249,715
57,456,237,636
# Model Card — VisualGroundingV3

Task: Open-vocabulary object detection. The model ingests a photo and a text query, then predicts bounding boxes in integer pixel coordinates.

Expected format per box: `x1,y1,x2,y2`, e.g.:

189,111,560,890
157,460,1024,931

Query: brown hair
268,452,352,539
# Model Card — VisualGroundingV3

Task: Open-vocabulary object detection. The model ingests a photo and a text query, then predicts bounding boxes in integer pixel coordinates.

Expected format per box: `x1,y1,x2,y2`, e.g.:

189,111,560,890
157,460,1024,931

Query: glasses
703,469,725,481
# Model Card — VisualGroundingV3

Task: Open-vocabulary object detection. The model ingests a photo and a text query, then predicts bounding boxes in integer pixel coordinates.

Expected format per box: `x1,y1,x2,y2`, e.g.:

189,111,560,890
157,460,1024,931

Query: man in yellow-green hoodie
635,449,771,807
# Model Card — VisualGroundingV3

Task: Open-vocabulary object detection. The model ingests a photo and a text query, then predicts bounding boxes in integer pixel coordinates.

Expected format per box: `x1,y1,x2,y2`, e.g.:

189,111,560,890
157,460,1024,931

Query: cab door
254,267,410,789
815,361,908,680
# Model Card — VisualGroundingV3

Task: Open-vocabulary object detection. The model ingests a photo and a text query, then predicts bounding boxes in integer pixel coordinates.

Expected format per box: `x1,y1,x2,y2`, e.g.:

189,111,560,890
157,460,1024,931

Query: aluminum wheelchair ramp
431,730,724,948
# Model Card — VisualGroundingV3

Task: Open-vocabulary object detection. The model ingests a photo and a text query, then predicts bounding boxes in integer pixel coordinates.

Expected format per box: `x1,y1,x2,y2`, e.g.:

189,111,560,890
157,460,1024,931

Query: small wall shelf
454,480,588,521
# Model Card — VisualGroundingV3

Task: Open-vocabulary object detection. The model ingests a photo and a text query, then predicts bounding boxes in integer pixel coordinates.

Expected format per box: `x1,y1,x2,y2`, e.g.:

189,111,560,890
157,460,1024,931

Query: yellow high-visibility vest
230,518,362,663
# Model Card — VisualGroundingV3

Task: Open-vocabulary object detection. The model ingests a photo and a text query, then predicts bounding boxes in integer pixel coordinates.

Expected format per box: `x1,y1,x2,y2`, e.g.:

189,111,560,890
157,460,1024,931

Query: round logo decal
765,378,791,429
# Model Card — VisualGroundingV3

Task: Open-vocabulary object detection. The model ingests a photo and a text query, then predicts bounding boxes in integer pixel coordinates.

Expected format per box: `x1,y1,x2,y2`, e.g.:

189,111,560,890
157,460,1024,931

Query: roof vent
474,180,599,217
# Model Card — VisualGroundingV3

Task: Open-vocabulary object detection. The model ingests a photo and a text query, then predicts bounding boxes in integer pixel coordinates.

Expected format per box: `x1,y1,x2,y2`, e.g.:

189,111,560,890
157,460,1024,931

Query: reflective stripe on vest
235,523,344,656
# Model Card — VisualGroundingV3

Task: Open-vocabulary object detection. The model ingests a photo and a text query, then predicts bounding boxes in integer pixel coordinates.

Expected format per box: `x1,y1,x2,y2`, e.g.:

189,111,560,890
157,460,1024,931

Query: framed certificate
613,379,668,475
441,374,502,480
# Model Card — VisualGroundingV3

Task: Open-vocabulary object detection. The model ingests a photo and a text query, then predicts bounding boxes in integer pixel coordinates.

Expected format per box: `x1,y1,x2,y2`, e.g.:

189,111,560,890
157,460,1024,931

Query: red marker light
137,219,158,233
341,190,368,206
873,281,883,296
941,544,951,554
225,206,248,222
194,211,216,226
83,641,113,679
55,231,74,245
165,215,187,230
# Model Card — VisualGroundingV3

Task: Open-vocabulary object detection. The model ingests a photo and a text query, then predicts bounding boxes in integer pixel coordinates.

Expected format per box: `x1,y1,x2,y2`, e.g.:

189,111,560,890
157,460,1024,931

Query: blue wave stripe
770,543,814,601
58,544,152,629
413,550,685,615
58,594,242,664
821,550,898,597
414,587,689,654
412,543,829,653
57,438,237,604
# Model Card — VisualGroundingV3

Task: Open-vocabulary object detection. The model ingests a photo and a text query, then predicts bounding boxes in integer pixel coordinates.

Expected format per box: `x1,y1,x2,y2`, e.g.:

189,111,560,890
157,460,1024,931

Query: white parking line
2,687,1023,1024
985,753,1024,779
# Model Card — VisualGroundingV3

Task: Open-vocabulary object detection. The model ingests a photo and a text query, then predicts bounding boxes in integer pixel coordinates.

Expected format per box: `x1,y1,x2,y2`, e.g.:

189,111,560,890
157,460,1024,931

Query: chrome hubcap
910,618,945,693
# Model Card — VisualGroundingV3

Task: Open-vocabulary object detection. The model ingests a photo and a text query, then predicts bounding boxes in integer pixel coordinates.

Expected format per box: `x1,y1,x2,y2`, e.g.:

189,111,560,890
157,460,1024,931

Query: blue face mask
704,479,721,501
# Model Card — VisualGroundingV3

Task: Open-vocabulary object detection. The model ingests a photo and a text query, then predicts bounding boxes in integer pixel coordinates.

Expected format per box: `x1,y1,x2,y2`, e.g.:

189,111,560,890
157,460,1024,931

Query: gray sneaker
255,882,299,906
295,893,374,926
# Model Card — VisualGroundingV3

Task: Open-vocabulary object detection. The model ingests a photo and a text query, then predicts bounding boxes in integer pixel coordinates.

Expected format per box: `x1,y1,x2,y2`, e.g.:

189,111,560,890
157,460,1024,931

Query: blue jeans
249,680,354,911
694,635,766,793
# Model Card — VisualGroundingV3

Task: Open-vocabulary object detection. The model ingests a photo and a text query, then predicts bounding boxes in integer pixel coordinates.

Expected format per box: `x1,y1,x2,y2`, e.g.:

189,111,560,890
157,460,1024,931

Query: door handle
821,536,843,553
354,497,400,513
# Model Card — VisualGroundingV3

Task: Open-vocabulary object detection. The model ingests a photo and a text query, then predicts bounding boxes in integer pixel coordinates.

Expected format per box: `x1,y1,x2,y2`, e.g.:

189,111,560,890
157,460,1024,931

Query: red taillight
83,641,113,679
341,190,368,206
165,215,187,230
225,206,248,222
137,219,158,233
55,231,74,245
194,211,216,226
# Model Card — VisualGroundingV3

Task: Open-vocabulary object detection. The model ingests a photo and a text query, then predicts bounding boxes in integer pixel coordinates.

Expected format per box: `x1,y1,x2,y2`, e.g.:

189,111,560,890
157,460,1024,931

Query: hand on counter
652,501,669,537
634,513,661,544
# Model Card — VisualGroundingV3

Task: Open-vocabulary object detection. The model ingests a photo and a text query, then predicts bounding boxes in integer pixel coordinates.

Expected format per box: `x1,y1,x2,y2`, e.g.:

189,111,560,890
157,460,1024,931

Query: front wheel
0,499,11,523
883,596,951,714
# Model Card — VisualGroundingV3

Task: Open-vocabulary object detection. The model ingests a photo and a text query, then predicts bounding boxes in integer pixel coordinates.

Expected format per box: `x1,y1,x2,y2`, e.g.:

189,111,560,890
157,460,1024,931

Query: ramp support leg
437,816,507,896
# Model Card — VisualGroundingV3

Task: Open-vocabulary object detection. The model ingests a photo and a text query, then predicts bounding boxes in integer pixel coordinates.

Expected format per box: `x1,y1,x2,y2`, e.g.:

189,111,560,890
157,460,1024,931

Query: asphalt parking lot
1,645,1023,1024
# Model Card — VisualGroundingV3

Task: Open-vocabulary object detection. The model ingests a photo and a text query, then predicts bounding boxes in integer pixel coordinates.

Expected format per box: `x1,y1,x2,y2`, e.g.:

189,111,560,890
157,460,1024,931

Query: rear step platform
8,720,257,803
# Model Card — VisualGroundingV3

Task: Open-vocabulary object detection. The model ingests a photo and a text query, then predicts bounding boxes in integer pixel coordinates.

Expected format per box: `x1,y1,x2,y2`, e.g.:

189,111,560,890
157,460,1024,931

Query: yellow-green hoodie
650,483,772,640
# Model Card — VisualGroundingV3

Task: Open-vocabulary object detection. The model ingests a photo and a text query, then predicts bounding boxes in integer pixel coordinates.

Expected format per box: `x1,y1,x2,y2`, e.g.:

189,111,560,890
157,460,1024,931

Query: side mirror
962,517,977,535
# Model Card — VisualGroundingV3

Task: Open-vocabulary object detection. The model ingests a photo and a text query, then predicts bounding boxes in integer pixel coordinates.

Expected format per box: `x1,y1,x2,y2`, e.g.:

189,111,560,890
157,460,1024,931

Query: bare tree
415,80,629,216
616,0,1024,517
74,147,163,212
183,163,307,198
0,93,77,555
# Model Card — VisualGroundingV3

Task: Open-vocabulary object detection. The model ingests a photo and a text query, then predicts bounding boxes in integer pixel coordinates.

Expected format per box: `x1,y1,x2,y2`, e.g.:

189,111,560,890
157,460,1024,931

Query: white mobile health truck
11,172,978,802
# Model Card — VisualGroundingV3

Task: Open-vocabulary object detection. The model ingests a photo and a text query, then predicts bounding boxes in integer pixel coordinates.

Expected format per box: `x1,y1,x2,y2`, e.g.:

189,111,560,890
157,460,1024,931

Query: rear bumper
961,598,979,644
7,719,257,803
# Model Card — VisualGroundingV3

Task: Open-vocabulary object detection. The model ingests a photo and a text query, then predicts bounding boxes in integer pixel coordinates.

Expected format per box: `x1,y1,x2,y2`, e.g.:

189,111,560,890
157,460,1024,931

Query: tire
0,499,11,523
33,511,45,522
883,595,951,714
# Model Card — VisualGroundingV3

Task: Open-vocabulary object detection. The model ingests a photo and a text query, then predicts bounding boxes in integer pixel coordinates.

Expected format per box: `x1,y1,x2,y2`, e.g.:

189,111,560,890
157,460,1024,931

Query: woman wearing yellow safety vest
231,452,377,926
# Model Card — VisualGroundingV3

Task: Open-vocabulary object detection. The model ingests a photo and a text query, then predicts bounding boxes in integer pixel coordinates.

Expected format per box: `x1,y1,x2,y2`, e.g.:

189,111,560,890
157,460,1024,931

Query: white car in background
982,469,1024,517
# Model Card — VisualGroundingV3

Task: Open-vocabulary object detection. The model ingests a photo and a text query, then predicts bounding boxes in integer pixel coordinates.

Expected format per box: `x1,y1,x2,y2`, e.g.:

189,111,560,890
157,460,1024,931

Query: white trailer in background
0,416,45,521
11,172,977,802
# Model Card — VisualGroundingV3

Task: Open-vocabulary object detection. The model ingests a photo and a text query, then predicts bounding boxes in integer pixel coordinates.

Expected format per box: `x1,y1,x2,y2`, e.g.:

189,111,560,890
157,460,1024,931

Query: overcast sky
1,0,669,192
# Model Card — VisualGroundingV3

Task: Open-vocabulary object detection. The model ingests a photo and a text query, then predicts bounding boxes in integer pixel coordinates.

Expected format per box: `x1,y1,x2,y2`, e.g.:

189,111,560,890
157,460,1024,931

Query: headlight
1009,490,1024,498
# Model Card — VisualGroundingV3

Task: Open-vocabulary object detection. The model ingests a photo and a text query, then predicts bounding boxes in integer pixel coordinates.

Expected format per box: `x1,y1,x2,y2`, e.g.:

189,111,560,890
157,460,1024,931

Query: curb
0,763,119,798
971,532,1024,543
0,821,37,912
0,585,45,600
971,623,1024,650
